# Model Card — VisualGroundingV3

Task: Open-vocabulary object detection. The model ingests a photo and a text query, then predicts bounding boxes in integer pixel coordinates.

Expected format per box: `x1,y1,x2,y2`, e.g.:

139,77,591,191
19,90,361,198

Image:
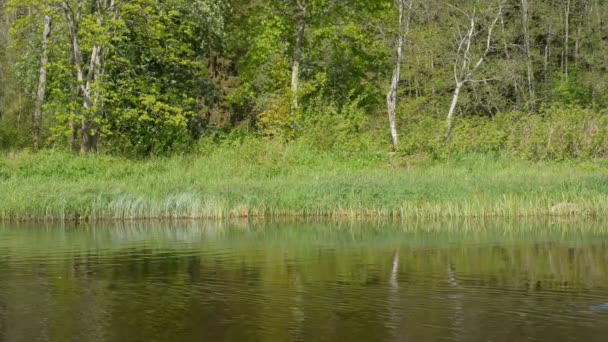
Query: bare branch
446,3,471,19
446,0,503,141
468,77,502,83
459,16,475,81
471,1,503,73
454,33,468,82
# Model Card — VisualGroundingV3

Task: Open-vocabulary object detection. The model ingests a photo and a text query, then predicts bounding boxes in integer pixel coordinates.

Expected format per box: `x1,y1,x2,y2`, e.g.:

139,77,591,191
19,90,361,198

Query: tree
2,0,608,156
32,13,51,150
446,1,503,140
520,0,534,109
59,0,119,153
386,0,412,148
290,0,307,115
284,0,337,117
101,0,227,155
561,0,571,78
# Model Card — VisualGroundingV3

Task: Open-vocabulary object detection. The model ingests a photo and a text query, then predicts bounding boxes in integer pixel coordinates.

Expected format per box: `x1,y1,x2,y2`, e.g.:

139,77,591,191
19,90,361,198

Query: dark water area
1,220,608,342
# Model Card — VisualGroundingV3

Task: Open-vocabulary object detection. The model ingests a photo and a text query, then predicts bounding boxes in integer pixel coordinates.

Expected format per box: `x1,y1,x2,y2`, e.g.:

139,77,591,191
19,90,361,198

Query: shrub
396,105,608,161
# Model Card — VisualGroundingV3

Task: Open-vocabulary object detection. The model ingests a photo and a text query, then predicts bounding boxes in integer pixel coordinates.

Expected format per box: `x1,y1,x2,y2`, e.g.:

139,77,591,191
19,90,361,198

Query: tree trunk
291,7,306,115
80,92,95,154
445,3,501,140
574,6,584,71
521,0,535,109
544,35,551,85
82,0,116,153
80,119,98,154
446,83,462,140
386,1,405,148
33,15,52,151
386,0,412,148
562,0,571,78
387,70,400,148
62,1,112,154
544,14,553,87
70,120,80,153
80,44,102,154
501,13,521,109
387,0,404,148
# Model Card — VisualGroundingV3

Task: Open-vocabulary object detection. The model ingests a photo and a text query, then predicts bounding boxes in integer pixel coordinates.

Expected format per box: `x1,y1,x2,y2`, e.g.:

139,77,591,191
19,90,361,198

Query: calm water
1,220,608,342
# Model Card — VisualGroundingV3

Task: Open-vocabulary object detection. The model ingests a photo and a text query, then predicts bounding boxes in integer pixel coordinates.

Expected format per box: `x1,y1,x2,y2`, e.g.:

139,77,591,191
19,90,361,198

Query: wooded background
0,0,606,158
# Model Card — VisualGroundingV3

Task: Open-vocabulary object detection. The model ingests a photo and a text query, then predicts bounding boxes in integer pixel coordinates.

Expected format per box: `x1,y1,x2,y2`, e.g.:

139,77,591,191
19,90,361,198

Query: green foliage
256,93,293,139
550,72,591,106
396,99,445,158
0,0,608,160
505,106,608,160
97,0,215,156
0,119,30,150
395,105,608,161
298,95,381,154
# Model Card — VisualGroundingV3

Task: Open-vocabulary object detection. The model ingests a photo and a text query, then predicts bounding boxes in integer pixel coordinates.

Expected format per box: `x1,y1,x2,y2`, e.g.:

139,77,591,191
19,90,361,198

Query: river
0,220,607,341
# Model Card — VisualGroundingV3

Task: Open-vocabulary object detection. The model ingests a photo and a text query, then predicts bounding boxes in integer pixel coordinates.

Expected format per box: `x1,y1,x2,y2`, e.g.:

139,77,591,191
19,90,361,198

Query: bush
0,116,31,151
396,105,608,161
504,106,608,160
297,96,382,154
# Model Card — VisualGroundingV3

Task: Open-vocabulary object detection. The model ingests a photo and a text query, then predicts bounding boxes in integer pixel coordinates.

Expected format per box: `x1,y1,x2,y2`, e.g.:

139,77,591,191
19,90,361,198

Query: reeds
1,149,607,222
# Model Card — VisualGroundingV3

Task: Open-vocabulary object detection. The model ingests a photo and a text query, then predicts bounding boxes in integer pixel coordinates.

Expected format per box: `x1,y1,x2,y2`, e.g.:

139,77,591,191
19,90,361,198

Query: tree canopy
0,0,607,156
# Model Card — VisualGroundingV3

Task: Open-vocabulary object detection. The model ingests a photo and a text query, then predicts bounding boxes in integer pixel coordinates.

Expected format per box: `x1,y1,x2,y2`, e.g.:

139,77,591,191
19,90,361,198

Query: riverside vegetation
0,1,607,221
1,139,607,221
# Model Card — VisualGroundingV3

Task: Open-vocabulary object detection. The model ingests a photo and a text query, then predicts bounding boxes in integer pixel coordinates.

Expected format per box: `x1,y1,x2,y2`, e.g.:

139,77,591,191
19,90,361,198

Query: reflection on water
0,220,608,342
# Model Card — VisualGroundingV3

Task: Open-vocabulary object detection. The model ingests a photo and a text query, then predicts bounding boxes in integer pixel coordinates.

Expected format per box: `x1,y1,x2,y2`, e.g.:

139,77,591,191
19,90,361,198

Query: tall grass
0,141,607,221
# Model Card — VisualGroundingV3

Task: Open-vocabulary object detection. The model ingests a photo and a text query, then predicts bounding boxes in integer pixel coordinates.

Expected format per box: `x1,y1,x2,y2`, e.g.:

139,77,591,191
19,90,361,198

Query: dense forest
0,0,607,158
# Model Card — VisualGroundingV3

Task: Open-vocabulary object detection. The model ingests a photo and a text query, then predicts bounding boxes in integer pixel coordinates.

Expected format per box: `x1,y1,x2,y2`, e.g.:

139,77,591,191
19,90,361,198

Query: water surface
1,220,608,341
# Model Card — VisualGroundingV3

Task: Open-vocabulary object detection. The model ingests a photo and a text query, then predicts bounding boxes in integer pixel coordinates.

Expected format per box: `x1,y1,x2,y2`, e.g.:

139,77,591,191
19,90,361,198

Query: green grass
0,141,607,221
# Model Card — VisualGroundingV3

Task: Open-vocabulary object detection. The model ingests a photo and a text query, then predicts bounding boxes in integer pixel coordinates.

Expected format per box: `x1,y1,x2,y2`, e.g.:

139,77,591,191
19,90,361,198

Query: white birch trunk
521,0,535,107
291,7,306,115
62,0,115,153
33,15,52,150
544,23,552,86
386,0,405,148
63,2,84,152
80,44,102,154
562,0,571,77
386,0,412,148
445,2,502,140
446,83,462,140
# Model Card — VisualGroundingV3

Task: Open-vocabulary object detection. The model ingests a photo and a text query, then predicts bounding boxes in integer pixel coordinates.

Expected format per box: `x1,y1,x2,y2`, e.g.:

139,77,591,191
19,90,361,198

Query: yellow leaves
167,10,181,18
140,94,157,107
138,114,153,122
136,94,190,127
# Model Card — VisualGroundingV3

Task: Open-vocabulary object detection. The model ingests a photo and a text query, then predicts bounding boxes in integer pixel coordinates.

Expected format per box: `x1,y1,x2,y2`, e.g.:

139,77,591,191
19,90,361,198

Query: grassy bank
0,141,607,221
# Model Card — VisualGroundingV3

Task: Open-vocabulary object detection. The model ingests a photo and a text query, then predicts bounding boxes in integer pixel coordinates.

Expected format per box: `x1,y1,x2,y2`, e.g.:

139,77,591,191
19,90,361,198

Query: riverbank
1,144,607,221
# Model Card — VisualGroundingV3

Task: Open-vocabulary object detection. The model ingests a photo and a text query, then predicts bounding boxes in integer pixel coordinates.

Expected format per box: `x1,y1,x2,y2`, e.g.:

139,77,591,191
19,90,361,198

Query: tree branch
471,1,503,73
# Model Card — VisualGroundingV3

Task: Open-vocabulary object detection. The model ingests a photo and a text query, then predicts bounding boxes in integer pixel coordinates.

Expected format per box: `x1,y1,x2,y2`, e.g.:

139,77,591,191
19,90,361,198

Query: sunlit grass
0,143,607,221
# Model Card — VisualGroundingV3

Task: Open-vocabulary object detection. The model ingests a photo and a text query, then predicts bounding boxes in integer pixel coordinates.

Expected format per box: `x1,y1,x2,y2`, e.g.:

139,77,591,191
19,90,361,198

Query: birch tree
386,0,412,148
520,0,534,109
32,14,51,150
60,0,118,153
290,0,307,115
284,0,336,116
5,0,56,149
561,0,571,78
4,0,608,155
446,1,502,140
